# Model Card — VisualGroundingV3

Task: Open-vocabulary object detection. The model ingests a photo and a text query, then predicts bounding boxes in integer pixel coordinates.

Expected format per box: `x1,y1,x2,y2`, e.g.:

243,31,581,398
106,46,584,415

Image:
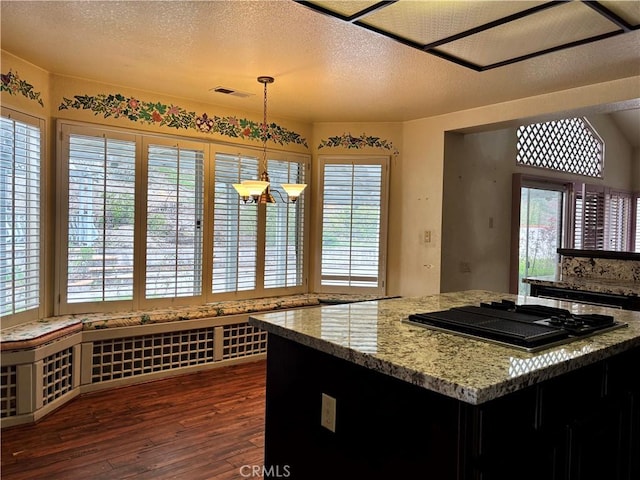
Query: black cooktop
404,299,627,352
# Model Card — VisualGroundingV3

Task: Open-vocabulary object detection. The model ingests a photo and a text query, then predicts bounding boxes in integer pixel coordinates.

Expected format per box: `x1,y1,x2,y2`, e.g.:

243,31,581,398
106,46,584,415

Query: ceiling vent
210,86,253,98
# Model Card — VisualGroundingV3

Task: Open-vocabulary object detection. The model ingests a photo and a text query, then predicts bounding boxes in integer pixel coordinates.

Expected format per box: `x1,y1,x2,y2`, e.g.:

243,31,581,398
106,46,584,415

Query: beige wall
440,114,636,294
633,148,640,190
2,49,639,307
399,77,640,297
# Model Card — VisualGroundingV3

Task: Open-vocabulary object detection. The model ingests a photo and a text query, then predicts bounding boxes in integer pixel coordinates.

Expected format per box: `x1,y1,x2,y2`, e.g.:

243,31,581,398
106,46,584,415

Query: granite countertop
248,290,640,405
523,274,639,297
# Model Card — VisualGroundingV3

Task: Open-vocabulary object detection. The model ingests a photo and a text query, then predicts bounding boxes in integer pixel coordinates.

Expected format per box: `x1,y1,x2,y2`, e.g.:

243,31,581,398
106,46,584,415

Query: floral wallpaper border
318,133,399,155
1,71,44,107
1,70,399,155
58,93,308,148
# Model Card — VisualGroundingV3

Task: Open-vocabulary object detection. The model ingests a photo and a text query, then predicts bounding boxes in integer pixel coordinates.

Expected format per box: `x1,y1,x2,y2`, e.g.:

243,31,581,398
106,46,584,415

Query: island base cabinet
262,335,639,480
263,334,461,479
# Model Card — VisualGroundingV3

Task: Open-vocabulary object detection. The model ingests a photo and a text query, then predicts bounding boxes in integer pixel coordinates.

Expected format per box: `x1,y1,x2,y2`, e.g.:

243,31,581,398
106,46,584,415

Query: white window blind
145,143,204,299
0,113,41,317
319,157,387,291
635,196,640,253
605,190,631,251
574,194,584,249
213,153,258,293
67,133,136,303
264,159,306,289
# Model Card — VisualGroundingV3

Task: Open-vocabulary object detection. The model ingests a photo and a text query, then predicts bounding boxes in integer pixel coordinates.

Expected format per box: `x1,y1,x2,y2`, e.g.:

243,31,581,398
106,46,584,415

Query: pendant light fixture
233,76,307,204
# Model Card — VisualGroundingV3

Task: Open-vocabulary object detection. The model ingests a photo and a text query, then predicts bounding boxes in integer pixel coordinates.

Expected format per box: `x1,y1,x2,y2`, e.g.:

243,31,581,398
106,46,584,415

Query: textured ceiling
1,0,639,125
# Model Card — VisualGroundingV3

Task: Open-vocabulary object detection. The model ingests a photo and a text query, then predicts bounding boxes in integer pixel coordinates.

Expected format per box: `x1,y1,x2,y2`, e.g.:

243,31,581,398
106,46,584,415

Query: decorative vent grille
42,347,74,405
1,365,18,418
91,328,215,383
222,323,267,360
516,118,603,177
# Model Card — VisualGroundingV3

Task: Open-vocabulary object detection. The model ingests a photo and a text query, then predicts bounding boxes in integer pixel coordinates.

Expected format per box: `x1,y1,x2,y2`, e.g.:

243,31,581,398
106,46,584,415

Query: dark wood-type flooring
1,360,267,480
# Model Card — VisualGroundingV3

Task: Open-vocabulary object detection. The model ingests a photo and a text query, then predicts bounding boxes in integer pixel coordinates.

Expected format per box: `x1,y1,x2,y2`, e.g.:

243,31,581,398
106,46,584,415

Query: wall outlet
424,230,431,243
321,393,336,432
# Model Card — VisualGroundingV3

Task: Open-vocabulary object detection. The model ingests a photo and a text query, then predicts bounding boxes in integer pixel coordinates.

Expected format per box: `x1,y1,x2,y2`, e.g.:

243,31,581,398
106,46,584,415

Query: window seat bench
1,293,397,427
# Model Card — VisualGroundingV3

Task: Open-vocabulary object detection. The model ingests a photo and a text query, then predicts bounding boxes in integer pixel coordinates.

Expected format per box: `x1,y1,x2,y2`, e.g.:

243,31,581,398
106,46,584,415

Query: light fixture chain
262,79,268,172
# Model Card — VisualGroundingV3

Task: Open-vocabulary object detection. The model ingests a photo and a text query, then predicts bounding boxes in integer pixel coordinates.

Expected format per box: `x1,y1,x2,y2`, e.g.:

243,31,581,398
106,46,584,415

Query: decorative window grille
0,365,17,418
318,156,388,292
91,328,215,383
517,118,603,177
0,110,42,318
145,142,204,299
222,323,268,359
42,347,74,405
66,131,136,304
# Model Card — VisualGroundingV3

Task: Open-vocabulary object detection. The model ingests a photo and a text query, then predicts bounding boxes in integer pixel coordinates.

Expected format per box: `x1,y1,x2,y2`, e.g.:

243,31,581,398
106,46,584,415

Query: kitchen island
248,290,640,480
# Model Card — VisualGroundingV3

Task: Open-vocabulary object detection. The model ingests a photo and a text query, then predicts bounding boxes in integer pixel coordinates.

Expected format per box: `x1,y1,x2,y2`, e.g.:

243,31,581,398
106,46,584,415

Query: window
605,190,632,251
212,151,308,296
316,156,388,293
635,196,640,253
63,129,136,308
517,181,567,295
573,184,632,251
213,152,259,294
574,184,605,250
145,141,205,300
58,122,309,313
517,118,604,177
264,158,307,290
0,109,43,321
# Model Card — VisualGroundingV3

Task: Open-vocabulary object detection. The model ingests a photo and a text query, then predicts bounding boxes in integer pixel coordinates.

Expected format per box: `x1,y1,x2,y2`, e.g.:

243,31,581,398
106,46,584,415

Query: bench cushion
1,293,398,350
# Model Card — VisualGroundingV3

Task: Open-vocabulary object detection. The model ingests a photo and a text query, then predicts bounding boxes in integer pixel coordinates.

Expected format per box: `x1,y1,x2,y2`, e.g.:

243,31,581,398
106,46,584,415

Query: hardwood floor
1,360,267,480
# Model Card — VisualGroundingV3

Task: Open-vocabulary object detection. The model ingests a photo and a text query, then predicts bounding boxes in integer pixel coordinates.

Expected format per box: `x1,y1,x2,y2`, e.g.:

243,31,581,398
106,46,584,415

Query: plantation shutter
635,196,640,253
66,132,136,303
264,159,306,289
605,191,631,251
145,142,204,299
213,152,258,293
0,112,42,317
575,184,605,250
318,157,388,292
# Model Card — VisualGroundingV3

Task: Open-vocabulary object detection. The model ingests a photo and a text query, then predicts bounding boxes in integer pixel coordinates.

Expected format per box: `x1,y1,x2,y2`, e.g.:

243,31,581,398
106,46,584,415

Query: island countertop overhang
248,290,640,405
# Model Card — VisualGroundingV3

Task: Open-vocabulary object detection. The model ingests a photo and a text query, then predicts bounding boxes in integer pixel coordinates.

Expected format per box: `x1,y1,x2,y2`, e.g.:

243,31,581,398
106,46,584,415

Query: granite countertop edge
524,276,639,296
248,292,640,405
249,316,640,405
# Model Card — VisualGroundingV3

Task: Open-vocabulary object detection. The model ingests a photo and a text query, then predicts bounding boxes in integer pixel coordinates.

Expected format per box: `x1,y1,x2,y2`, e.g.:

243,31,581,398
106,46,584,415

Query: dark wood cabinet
264,335,640,480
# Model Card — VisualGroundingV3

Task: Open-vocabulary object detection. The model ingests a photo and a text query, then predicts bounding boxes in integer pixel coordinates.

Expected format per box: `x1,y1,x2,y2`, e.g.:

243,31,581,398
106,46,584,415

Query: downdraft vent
210,86,253,98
